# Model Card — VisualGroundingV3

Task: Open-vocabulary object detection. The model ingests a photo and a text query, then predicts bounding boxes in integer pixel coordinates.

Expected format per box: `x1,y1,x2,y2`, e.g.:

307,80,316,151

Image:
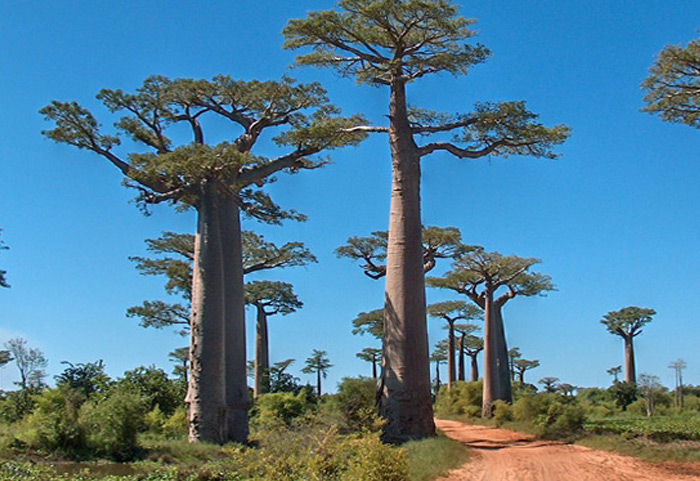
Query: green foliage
434,381,482,417
161,406,187,439
79,390,147,461
642,38,700,128
351,309,384,339
510,392,586,437
608,381,638,410
339,435,407,481
492,400,513,426
54,360,111,399
0,389,38,423
404,433,470,481
113,366,184,416
245,280,303,314
5,338,48,390
586,414,700,442
600,306,655,338
333,377,382,432
253,391,314,426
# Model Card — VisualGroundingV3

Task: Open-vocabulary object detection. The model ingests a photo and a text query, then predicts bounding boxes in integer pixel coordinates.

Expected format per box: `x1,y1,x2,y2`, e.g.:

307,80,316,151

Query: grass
405,432,471,481
577,433,700,463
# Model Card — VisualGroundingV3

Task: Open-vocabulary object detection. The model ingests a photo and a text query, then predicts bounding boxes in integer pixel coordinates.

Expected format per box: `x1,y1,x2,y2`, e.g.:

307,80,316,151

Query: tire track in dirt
435,418,700,481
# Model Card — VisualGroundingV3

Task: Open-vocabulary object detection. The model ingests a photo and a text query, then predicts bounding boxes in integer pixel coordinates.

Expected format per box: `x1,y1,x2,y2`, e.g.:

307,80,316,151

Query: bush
113,366,184,416
340,435,407,481
434,381,482,417
254,391,313,426
0,388,39,423
492,400,512,426
162,406,187,439
78,389,147,460
333,377,382,432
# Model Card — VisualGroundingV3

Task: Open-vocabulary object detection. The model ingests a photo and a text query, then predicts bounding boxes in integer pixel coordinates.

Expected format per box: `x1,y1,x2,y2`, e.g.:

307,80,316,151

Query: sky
2,0,700,394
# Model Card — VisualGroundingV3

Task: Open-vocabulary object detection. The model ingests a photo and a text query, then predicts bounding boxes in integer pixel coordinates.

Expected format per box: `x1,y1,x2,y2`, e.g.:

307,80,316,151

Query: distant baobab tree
600,306,655,384
302,350,332,396
607,365,622,384
357,348,382,379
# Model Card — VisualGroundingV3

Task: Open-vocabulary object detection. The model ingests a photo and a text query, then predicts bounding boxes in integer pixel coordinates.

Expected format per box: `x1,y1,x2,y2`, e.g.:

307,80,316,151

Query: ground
435,418,700,481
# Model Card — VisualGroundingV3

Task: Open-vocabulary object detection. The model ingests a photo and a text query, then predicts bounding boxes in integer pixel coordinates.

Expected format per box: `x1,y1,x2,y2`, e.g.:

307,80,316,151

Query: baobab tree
457,327,484,382
428,247,554,417
430,341,448,394
245,281,303,398
538,377,559,393
42,75,364,443
428,301,481,390
668,359,687,409
128,231,316,336
600,306,655,385
514,359,540,385
0,230,8,288
607,365,622,384
508,347,521,382
357,347,382,379
302,350,333,396
286,0,569,442
642,37,700,129
336,226,463,279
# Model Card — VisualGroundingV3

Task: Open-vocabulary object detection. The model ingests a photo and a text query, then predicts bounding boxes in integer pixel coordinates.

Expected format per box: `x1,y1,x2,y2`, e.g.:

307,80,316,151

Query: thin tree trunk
458,334,466,382
624,336,636,384
317,369,322,396
470,354,479,382
481,286,498,418
518,370,524,385
186,182,226,443
434,361,440,394
379,78,435,442
447,321,455,390
372,358,377,379
253,304,270,398
220,195,249,443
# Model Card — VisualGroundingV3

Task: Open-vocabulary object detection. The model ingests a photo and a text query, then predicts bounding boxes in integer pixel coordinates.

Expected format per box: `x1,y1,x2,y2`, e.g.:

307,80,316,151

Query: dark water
52,462,137,477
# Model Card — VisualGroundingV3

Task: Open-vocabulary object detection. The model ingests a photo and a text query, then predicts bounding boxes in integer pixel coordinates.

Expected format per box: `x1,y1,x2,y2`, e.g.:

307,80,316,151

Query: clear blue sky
2,1,700,393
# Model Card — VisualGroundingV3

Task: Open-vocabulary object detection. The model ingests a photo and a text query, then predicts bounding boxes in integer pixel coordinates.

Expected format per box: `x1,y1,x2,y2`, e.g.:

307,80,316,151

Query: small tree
0,230,8,288
302,350,332,396
245,281,303,398
638,373,664,417
668,359,687,409
642,38,700,128
600,306,655,384
169,347,189,383
514,359,540,385
508,347,521,382
356,347,382,379
538,377,559,393
428,301,480,390
55,360,111,398
430,341,448,395
607,365,622,384
5,338,48,389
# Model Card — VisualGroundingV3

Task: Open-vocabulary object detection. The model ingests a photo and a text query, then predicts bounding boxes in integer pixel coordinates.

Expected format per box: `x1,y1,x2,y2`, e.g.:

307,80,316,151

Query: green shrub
78,389,147,460
112,366,184,416
254,391,311,426
434,381,482,417
340,435,407,481
512,395,538,422
0,389,39,423
333,377,382,432
162,406,187,439
144,405,168,434
492,400,513,426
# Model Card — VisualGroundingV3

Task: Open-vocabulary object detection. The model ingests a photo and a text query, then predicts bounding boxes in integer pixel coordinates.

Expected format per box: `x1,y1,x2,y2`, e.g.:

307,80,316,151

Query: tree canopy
600,306,656,339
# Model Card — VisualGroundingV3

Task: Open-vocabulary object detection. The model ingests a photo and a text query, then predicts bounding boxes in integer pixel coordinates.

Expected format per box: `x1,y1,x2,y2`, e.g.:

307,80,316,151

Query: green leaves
351,309,384,339
244,280,303,315
600,306,656,338
40,101,121,152
642,38,700,128
284,0,489,85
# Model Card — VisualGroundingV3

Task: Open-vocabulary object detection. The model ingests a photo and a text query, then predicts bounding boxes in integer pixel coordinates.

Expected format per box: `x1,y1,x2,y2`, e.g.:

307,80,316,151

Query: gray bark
219,196,249,443
253,304,270,398
447,321,456,389
469,354,479,382
379,78,435,442
481,287,498,418
458,334,465,381
624,336,636,384
493,305,512,402
186,182,227,443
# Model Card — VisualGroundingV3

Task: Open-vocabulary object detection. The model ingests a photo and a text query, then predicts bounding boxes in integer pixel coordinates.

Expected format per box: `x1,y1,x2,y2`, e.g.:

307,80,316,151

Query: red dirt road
435,418,700,481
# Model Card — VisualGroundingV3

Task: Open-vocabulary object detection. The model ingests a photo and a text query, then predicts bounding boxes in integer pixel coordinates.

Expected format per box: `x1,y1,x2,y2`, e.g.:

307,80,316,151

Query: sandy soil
435,418,700,481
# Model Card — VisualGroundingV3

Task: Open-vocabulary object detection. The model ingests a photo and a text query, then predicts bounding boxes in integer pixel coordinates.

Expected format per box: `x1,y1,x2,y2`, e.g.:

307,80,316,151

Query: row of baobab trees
32,0,698,444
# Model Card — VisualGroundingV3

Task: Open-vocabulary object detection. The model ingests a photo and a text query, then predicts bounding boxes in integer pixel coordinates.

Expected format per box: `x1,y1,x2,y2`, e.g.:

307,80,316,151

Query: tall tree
642,38,700,128
430,340,448,394
42,75,364,443
513,359,540,385
0,230,8,288
668,358,686,409
638,373,664,417
286,0,569,442
428,247,554,417
5,338,48,389
508,347,521,382
302,349,333,396
453,323,481,381
600,306,655,385
357,347,382,378
427,301,480,390
607,365,622,384
244,280,302,398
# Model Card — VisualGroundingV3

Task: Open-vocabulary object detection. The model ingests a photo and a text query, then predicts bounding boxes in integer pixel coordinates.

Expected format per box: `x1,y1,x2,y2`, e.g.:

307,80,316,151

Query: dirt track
435,418,700,481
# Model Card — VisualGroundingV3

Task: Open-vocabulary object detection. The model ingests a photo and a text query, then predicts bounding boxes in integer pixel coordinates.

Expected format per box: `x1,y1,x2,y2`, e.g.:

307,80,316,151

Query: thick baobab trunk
447,322,456,390
219,196,249,443
434,362,441,394
372,358,377,379
624,336,636,384
379,78,435,442
253,305,270,398
518,370,525,385
458,334,466,382
470,354,479,382
481,287,498,418
493,306,512,402
186,182,227,443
